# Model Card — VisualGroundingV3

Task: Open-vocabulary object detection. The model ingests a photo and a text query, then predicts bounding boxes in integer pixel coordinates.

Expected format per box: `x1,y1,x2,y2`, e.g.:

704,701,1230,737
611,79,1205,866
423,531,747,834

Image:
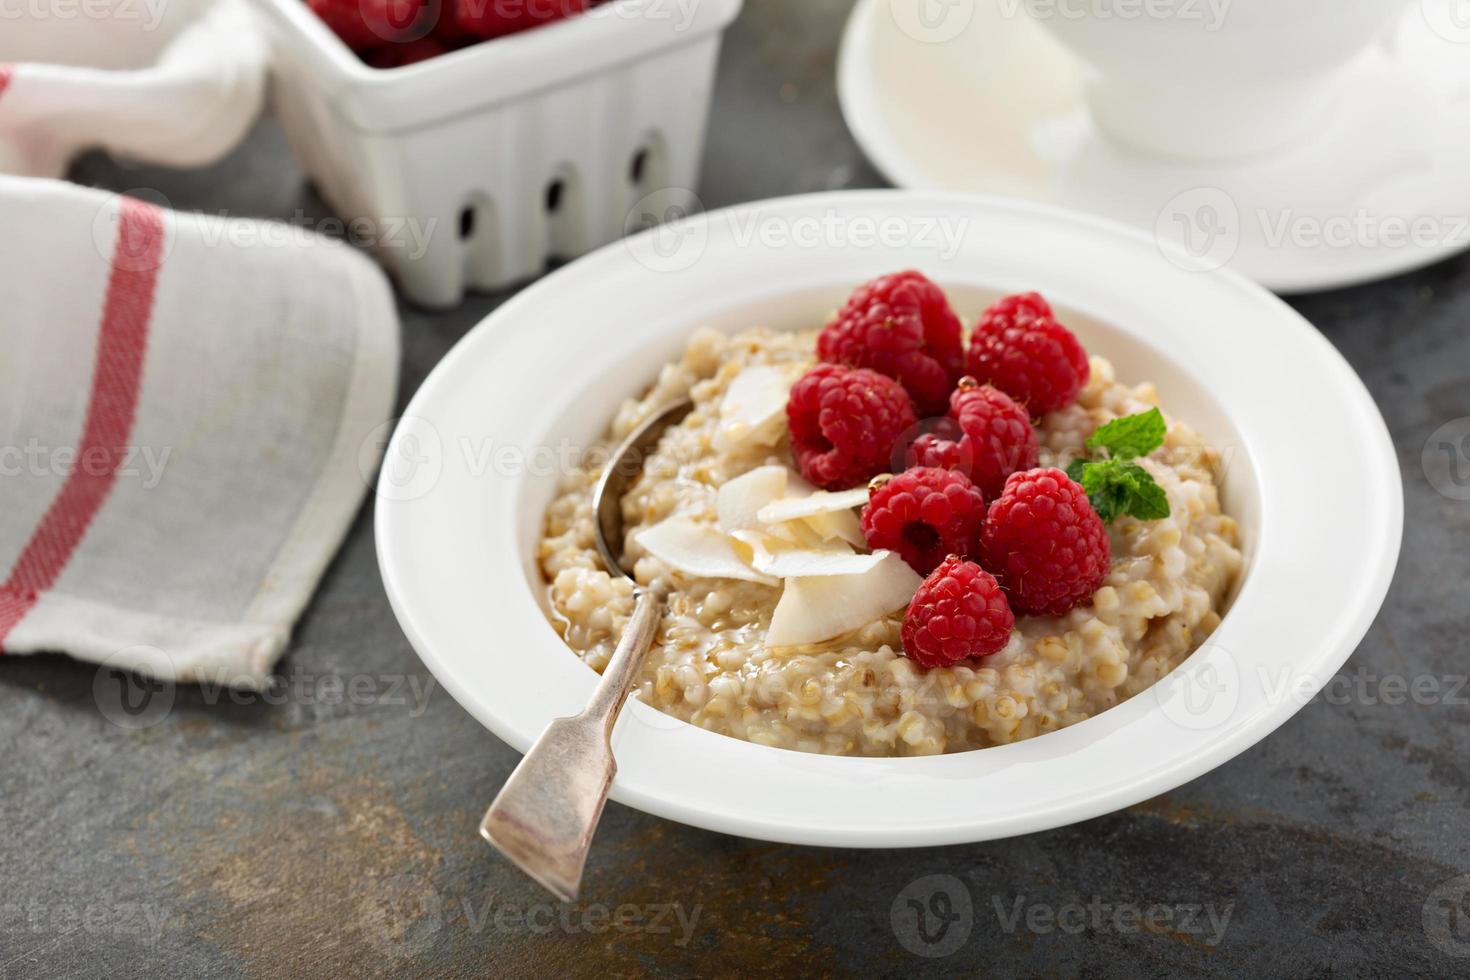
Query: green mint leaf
1065,457,1090,485
1084,408,1166,461
1075,459,1128,522
1072,458,1170,522
1114,461,1171,520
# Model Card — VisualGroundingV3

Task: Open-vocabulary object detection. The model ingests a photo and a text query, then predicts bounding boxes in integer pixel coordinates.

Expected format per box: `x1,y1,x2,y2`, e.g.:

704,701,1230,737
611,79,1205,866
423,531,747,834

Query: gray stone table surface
4,1,1469,976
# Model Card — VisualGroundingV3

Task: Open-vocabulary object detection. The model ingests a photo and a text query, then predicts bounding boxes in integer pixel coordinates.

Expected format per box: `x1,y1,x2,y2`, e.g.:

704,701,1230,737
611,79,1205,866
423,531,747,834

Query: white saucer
839,0,1470,292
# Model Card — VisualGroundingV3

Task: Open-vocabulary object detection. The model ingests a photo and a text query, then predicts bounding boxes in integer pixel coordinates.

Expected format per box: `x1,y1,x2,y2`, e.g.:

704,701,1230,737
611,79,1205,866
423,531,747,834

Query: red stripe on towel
0,64,12,99
0,197,165,646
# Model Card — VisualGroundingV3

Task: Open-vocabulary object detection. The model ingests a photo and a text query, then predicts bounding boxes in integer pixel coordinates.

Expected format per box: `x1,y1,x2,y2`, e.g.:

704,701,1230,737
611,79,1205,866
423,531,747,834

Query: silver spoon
479,399,693,901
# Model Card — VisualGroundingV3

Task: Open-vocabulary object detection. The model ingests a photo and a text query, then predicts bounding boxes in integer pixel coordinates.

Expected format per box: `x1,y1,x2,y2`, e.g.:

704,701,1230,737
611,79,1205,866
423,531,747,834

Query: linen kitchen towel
0,175,400,688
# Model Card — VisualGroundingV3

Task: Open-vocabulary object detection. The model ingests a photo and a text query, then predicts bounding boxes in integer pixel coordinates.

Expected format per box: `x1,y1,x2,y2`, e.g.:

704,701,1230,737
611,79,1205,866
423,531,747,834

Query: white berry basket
249,0,743,307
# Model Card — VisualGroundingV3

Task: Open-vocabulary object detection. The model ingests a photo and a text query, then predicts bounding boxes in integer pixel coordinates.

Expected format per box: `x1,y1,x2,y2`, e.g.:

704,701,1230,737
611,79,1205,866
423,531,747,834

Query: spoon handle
479,587,662,901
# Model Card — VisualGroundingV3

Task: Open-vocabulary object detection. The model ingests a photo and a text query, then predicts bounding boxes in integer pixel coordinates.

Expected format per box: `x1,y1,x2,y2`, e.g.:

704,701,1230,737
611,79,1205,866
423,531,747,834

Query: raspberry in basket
901,556,1014,668
367,38,449,68
309,0,427,49
861,467,987,576
450,0,590,40
817,270,965,417
908,377,1038,500
980,468,1111,617
786,364,917,491
965,292,1089,416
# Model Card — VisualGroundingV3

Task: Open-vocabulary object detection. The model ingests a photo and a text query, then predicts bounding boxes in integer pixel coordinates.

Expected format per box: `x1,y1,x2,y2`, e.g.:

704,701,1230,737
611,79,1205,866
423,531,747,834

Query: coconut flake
765,552,923,647
744,474,868,546
786,470,819,497
636,516,777,586
763,516,830,548
731,530,886,578
760,547,888,579
712,365,797,452
716,465,789,534
802,507,866,547
757,487,869,525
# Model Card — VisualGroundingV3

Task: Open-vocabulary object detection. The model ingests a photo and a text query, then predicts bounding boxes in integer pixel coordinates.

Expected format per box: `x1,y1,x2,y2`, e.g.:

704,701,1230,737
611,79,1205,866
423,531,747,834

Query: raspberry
908,378,1038,500
980,468,1111,616
901,556,1014,668
309,0,427,49
965,292,1089,415
449,0,589,40
817,270,964,417
366,37,449,67
429,3,479,43
861,467,987,576
786,364,917,491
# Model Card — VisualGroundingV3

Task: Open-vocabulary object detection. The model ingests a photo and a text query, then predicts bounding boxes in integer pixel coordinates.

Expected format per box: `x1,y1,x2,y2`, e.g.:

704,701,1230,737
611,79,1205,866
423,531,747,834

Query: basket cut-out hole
630,149,650,184
546,179,565,213
459,205,476,240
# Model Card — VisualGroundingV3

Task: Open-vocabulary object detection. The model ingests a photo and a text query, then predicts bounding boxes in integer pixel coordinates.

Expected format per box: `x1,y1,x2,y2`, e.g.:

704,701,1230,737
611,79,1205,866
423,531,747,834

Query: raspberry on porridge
861,467,987,576
908,378,1038,500
537,286,1242,757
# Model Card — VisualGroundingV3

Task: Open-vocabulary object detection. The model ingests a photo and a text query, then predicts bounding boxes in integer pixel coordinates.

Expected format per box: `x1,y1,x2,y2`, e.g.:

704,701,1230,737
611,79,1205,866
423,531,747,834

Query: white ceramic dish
250,0,742,307
0,0,265,179
837,0,1470,292
376,191,1402,847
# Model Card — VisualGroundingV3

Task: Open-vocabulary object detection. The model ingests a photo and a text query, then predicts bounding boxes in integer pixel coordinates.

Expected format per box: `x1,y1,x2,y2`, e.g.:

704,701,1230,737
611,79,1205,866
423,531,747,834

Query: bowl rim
376,190,1403,847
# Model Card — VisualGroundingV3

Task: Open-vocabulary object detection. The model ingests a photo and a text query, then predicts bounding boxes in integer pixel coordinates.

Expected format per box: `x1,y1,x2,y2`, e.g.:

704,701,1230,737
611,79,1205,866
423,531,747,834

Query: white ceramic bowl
376,191,1402,847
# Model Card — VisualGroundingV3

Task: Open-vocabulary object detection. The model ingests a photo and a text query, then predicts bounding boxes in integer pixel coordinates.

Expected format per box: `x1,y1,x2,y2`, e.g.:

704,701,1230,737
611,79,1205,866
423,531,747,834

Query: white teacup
1024,0,1410,161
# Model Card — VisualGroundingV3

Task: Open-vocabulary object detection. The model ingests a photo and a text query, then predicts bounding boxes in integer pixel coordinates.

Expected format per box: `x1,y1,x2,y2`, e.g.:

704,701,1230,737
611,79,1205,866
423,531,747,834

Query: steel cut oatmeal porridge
537,288,1242,757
